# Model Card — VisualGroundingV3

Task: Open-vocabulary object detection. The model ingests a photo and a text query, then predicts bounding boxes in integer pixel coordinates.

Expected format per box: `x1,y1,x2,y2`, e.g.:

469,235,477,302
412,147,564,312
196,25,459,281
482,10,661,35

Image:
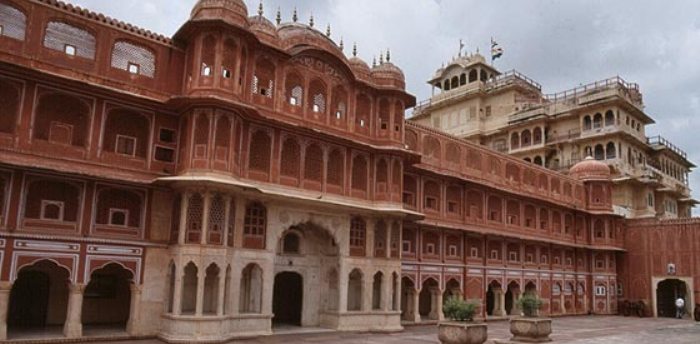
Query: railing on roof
412,69,542,116
647,135,688,160
544,76,640,103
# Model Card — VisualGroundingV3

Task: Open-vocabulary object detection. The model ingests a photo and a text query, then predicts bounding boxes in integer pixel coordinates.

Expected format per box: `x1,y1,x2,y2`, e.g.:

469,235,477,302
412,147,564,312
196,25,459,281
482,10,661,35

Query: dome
569,156,611,180
348,56,371,81
190,0,249,28
371,61,406,89
249,15,279,44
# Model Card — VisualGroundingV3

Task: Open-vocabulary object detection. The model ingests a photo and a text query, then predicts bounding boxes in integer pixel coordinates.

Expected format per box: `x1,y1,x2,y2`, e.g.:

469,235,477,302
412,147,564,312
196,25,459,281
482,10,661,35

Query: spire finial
339,37,344,51
275,7,281,25
352,42,358,57
292,7,298,23
386,48,391,62
309,13,314,27
257,1,263,16
372,56,377,67
379,51,384,64
326,24,331,37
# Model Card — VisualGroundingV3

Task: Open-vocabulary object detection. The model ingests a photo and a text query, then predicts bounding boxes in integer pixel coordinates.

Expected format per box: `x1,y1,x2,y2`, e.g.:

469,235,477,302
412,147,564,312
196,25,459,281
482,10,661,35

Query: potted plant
437,297,487,344
509,294,552,343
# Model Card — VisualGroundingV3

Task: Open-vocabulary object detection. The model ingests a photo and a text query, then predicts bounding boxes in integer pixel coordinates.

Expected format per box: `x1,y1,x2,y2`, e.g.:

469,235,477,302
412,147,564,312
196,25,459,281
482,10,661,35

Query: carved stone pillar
172,264,184,315
178,192,190,245
126,283,142,335
195,268,205,316
200,191,211,245
412,288,421,323
216,268,226,316
63,283,85,338
436,289,445,321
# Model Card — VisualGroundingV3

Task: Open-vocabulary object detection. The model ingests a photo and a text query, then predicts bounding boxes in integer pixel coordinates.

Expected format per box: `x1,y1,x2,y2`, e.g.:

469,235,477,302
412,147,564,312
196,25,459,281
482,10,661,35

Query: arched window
111,41,155,77
488,196,503,222
200,35,216,77
423,180,440,211
372,272,383,310
331,85,348,122
466,190,483,219
283,232,300,254
347,269,363,311
355,94,371,133
304,143,323,183
511,132,520,149
459,73,467,85
207,194,225,244
521,130,532,147
326,148,344,191
253,57,275,97
95,187,143,229
605,142,616,159
351,154,368,195
285,72,303,106
243,202,266,249
480,69,487,81
376,158,388,194
393,100,404,134
0,3,26,40
194,114,210,159
222,38,237,82
403,175,417,208
533,127,543,144
604,110,615,126
203,263,220,314
214,116,231,162
391,160,402,194
0,77,21,134
443,79,450,91
350,217,366,256
181,262,198,314
280,137,301,180
374,220,387,257
534,156,543,166
594,144,604,160
103,108,150,158
240,264,262,313
593,113,602,128
539,208,549,230
583,116,592,131
248,130,272,174
44,21,95,59
446,185,462,215
423,136,441,159
378,99,390,131
185,193,203,243
451,76,458,89
468,69,477,82
34,93,90,147
524,205,536,228
506,200,520,225
309,79,327,116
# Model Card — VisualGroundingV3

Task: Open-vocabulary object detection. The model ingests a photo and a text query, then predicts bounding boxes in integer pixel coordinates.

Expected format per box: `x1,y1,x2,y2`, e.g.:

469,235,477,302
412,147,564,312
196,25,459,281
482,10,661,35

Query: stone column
0,282,12,340
436,289,445,321
382,274,391,312
362,274,372,312
126,283,142,335
63,283,85,338
195,268,205,316
412,289,421,322
223,196,232,247
217,269,226,316
172,264,184,315
499,289,506,316
200,191,211,245
178,192,190,244
338,263,348,312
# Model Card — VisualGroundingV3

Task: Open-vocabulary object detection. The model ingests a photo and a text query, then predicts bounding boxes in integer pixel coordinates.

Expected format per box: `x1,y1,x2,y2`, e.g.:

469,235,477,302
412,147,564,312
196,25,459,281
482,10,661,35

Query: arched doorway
656,279,687,318
505,281,520,315
401,277,416,321
418,278,439,321
81,263,133,332
8,260,70,336
443,279,461,304
273,272,303,326
486,281,502,316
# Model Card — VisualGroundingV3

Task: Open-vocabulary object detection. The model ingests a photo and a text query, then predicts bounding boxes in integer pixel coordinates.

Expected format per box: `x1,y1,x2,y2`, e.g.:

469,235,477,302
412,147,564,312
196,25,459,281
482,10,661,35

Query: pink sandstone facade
0,0,695,342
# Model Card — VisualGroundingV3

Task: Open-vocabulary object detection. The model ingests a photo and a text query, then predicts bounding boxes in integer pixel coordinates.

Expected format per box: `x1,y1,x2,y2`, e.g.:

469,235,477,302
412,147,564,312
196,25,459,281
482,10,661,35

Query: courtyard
91,316,699,344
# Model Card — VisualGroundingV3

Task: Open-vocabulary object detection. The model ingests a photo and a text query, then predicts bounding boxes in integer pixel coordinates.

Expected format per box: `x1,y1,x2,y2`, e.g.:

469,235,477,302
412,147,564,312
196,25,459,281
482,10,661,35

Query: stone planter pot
437,321,488,344
509,318,552,343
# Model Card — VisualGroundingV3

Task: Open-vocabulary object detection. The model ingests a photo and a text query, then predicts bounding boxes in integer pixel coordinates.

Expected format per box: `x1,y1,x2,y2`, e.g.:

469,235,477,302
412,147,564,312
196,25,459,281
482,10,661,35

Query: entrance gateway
652,277,694,318
272,272,303,326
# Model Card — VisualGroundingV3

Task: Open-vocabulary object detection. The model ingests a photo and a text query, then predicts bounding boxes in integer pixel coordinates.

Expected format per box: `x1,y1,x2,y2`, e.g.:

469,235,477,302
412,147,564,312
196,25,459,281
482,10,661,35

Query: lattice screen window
44,22,96,59
312,93,325,113
290,86,303,106
349,217,366,249
263,80,273,98
244,203,266,236
335,102,346,119
186,193,203,233
0,3,26,40
208,195,225,233
251,76,259,94
111,41,156,77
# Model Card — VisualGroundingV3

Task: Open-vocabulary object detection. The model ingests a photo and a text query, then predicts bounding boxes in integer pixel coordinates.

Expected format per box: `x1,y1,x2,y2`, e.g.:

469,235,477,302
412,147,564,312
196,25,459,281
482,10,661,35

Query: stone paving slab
89,316,699,344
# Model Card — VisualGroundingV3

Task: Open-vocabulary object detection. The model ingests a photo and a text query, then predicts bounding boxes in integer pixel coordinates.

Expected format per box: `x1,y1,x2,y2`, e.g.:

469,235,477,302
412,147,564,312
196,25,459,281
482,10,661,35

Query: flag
491,38,503,61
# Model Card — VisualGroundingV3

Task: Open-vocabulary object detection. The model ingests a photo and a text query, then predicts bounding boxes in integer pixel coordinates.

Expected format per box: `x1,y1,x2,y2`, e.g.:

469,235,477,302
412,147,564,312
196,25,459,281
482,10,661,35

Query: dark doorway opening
81,263,133,332
505,288,514,315
486,288,495,316
273,272,303,326
657,279,687,318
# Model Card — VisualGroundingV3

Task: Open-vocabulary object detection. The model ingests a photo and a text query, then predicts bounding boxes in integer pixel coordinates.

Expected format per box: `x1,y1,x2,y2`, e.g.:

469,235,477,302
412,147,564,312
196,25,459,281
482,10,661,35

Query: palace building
0,0,697,342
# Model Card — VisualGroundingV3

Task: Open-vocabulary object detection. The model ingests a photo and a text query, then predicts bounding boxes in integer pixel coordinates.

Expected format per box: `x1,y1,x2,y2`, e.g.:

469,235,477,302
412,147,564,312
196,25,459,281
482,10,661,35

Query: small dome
190,0,249,28
371,61,406,89
569,156,611,180
249,15,279,44
348,56,371,81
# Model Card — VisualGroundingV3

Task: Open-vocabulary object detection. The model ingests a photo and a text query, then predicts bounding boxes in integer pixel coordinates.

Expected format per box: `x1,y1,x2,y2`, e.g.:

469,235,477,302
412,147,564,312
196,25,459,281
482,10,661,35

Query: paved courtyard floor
101,316,699,344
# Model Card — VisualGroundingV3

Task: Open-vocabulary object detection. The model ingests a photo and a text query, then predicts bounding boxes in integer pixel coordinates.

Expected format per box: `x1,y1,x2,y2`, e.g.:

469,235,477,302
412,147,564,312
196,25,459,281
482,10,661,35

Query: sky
69,0,700,209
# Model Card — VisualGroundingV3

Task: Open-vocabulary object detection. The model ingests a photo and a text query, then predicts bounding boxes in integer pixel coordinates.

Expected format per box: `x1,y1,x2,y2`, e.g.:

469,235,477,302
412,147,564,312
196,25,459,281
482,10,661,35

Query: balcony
647,135,688,160
544,76,643,109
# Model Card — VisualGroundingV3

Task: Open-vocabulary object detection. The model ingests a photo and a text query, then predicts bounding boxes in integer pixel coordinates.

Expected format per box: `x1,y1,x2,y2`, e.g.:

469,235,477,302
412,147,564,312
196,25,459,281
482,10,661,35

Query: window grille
0,3,25,40
111,41,155,77
208,195,225,233
44,22,95,59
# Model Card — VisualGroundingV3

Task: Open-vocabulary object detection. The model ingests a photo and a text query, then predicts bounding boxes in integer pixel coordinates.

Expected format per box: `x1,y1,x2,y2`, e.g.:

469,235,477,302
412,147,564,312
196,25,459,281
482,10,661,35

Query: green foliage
516,294,543,317
442,297,478,322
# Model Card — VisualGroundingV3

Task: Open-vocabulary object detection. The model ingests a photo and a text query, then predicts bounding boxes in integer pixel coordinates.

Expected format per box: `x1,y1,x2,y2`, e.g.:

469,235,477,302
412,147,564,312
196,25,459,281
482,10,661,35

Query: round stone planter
437,321,488,344
509,318,552,343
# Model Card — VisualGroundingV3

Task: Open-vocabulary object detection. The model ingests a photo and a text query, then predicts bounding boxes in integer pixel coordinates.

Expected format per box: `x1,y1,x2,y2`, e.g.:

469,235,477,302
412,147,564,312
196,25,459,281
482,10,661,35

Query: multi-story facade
411,53,696,219
0,0,695,343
